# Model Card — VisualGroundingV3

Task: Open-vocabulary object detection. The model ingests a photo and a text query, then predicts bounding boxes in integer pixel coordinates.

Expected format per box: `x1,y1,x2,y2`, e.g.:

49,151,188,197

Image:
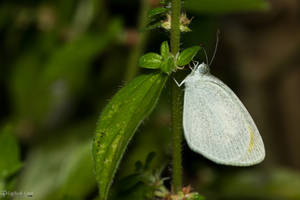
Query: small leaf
176,46,201,67
117,173,143,193
93,73,168,200
161,56,175,74
139,53,163,69
148,7,168,18
145,21,162,31
160,41,170,58
190,194,206,200
144,152,156,170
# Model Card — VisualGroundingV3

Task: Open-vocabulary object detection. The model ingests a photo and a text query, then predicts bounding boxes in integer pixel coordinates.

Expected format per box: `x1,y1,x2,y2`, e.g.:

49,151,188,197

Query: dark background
0,0,300,199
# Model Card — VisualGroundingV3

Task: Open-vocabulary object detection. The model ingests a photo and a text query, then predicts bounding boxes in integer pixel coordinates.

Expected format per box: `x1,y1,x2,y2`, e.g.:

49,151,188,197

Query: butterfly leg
192,61,199,68
173,77,186,87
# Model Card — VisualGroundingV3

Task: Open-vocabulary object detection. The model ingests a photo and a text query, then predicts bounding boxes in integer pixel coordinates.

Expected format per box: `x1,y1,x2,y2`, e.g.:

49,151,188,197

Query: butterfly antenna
209,30,220,66
203,47,209,65
200,43,209,65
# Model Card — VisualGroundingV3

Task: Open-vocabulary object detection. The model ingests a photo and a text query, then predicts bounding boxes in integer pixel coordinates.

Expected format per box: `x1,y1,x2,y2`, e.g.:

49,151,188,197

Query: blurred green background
1,0,300,199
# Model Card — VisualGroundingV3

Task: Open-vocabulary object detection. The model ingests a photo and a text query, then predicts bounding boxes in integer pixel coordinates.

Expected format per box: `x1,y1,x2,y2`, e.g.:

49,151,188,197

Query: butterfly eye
197,64,209,74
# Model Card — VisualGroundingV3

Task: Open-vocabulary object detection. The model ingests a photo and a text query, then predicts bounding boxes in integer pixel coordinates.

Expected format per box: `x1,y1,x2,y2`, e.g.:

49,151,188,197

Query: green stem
171,0,181,55
124,0,151,81
170,0,182,193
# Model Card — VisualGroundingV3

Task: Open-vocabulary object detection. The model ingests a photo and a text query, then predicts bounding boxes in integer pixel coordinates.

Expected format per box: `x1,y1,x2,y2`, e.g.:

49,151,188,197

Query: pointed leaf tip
176,46,201,67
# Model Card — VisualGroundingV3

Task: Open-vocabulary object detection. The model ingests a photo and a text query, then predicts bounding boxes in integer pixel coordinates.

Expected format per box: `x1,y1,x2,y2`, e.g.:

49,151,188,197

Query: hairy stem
124,0,151,81
170,0,182,193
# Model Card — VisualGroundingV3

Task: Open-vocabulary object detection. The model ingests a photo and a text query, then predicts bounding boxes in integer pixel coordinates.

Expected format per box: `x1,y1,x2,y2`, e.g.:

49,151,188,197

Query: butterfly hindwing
183,68,265,166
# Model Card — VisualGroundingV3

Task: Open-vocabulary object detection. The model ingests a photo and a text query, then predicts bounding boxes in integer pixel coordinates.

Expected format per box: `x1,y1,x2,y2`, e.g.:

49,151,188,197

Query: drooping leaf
93,73,168,200
0,126,22,180
176,46,201,67
160,41,170,59
148,7,168,18
139,53,163,69
185,0,269,15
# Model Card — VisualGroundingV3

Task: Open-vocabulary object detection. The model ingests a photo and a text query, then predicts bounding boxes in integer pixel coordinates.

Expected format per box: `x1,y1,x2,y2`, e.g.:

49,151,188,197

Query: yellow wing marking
247,125,254,152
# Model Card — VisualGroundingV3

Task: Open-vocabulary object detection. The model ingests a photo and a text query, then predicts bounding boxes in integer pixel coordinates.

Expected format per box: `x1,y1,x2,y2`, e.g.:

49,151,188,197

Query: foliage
110,152,168,200
139,41,201,74
217,168,300,199
0,126,22,180
3,0,300,200
139,53,163,69
17,122,96,200
93,73,168,200
148,7,169,18
185,0,269,14
9,19,122,126
92,0,271,199
176,46,201,67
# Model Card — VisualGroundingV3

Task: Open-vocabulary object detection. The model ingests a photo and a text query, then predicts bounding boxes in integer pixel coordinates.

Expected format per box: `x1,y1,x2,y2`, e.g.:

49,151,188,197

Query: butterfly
175,62,265,166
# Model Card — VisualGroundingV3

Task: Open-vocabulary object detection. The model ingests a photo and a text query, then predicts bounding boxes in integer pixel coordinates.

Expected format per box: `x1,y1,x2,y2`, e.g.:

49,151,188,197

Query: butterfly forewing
183,74,261,165
208,75,265,166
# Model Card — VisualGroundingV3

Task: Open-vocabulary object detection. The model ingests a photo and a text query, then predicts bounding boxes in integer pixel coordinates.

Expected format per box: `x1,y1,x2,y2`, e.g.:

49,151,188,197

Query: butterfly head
183,62,210,85
196,62,210,75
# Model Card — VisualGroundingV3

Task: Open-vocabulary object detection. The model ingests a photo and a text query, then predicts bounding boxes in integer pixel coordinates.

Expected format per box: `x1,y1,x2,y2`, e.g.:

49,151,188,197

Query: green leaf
144,152,156,170
17,122,96,200
116,125,171,179
139,53,163,69
176,46,201,67
148,7,168,18
189,194,206,200
10,19,122,125
160,41,175,74
145,21,162,31
161,56,175,74
185,0,269,15
93,73,168,200
110,153,167,200
160,41,170,58
0,126,22,179
112,181,154,200
41,19,122,91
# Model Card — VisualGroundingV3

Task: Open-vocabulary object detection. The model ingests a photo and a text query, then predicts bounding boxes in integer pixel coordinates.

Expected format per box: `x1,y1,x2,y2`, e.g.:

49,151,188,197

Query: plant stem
124,0,151,81
171,0,181,55
170,0,182,193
